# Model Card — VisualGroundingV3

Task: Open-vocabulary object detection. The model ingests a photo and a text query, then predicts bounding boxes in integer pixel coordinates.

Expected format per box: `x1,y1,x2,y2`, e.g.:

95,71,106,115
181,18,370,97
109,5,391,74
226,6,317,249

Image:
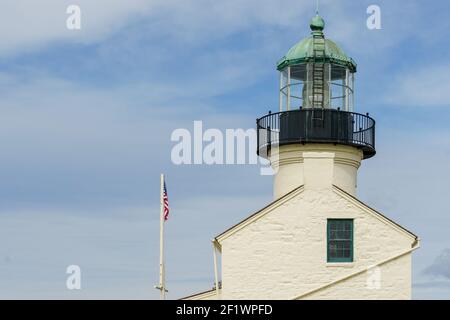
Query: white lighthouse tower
183,14,420,300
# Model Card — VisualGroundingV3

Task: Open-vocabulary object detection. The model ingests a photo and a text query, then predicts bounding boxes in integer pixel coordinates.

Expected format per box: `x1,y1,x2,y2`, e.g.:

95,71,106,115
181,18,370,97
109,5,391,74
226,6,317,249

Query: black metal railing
257,109,376,159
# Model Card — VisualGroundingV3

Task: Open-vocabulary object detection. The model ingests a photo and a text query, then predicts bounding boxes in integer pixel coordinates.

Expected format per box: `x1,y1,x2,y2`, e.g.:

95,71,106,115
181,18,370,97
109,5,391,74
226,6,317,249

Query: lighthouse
258,13,375,200
183,14,419,300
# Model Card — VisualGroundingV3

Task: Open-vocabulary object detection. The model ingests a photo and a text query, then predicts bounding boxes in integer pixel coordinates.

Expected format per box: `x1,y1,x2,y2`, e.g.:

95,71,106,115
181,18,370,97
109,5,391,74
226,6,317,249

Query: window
327,219,353,262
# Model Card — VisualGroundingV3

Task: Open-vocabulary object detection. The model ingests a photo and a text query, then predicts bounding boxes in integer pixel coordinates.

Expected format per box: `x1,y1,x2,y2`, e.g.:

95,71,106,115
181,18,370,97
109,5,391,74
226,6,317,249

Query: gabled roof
214,184,419,247
188,184,419,300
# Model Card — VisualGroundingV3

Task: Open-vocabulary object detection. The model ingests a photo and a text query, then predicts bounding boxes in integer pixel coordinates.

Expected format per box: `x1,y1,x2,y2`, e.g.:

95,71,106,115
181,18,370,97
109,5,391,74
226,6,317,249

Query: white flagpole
158,173,166,300
212,240,219,298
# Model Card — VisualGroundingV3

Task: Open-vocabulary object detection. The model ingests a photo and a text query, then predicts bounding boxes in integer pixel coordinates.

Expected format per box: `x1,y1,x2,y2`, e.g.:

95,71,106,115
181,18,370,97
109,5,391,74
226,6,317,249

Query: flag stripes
163,182,169,221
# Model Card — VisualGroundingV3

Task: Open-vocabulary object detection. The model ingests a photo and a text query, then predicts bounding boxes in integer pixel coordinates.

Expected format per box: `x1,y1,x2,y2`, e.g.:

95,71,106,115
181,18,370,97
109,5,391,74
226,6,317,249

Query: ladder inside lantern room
312,35,326,122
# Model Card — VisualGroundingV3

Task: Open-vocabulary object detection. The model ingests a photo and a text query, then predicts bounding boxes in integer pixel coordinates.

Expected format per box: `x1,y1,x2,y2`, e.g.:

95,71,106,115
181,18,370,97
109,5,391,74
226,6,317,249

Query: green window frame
327,219,353,263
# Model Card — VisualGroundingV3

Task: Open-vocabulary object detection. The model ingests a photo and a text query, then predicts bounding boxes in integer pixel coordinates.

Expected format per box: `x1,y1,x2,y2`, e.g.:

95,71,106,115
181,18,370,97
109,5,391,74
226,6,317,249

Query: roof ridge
332,184,418,241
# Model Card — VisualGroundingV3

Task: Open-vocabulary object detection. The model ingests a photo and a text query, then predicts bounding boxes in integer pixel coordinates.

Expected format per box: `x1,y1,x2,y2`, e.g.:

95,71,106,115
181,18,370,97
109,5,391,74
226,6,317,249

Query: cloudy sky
0,0,449,299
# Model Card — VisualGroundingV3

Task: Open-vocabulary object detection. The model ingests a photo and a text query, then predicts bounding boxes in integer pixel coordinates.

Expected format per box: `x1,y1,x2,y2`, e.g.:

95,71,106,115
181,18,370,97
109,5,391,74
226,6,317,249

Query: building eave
179,288,218,300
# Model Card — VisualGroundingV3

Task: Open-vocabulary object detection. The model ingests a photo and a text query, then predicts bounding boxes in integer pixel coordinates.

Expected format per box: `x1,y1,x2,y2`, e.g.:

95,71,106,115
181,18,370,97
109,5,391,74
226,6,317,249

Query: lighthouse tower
257,14,375,199
183,14,419,301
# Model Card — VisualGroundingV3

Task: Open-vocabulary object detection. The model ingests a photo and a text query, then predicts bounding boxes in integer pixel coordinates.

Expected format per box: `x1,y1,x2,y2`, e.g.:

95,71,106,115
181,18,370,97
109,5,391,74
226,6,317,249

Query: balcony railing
257,109,376,159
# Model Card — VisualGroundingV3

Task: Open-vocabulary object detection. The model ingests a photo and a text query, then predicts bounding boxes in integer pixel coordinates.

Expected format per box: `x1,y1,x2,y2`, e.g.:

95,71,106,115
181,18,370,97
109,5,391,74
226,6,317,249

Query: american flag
163,182,169,221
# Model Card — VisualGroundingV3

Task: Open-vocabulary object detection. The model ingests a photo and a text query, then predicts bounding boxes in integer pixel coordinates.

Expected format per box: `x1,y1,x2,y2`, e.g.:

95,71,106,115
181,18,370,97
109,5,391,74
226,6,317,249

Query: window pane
330,230,336,239
329,245,337,257
344,230,350,239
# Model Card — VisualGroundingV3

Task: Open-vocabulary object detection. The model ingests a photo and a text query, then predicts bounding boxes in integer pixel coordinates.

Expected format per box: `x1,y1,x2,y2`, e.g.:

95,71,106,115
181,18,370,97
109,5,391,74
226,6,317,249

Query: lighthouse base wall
270,144,363,199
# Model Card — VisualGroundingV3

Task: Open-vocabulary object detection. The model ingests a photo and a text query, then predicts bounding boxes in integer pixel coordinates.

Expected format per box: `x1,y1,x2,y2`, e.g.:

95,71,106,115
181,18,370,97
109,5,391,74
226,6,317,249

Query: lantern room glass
279,63,354,112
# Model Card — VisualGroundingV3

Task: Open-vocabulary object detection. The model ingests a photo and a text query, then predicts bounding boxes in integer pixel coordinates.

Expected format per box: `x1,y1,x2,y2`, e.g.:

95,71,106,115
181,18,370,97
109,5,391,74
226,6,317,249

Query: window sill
326,262,355,268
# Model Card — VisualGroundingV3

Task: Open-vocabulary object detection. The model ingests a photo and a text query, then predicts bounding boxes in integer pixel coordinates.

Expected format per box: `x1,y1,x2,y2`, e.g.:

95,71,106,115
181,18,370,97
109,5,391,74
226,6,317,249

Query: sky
0,0,449,299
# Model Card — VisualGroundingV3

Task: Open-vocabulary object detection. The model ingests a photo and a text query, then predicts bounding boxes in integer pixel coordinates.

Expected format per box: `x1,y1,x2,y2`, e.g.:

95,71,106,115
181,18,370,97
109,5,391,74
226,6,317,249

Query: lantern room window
279,63,354,112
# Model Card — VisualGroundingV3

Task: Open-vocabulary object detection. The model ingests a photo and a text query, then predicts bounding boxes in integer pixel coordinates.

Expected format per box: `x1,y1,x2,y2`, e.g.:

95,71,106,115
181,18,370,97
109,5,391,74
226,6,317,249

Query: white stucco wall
302,253,412,300
218,186,416,300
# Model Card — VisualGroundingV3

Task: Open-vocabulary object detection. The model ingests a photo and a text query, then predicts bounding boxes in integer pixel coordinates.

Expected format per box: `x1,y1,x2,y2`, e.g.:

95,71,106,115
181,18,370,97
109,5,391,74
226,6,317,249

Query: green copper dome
277,15,357,72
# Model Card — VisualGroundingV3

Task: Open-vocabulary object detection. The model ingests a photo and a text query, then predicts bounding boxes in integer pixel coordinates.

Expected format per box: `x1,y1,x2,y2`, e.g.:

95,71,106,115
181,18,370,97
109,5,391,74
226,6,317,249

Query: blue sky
0,0,449,299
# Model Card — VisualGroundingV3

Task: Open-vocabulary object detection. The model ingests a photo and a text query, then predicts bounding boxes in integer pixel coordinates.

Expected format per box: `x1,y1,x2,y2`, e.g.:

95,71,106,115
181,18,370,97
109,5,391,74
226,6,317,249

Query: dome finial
310,0,325,32
310,13,325,32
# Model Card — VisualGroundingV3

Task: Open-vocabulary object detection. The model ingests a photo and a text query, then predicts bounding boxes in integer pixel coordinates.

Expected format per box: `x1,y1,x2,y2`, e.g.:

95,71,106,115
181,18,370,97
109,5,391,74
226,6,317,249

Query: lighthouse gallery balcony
257,109,376,159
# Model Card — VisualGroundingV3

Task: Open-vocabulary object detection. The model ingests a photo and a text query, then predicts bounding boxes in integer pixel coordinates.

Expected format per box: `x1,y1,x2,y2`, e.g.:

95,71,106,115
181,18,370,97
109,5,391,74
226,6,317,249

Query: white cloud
0,0,156,56
0,0,441,62
384,64,450,107
0,0,319,57
0,68,270,207
424,249,450,279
